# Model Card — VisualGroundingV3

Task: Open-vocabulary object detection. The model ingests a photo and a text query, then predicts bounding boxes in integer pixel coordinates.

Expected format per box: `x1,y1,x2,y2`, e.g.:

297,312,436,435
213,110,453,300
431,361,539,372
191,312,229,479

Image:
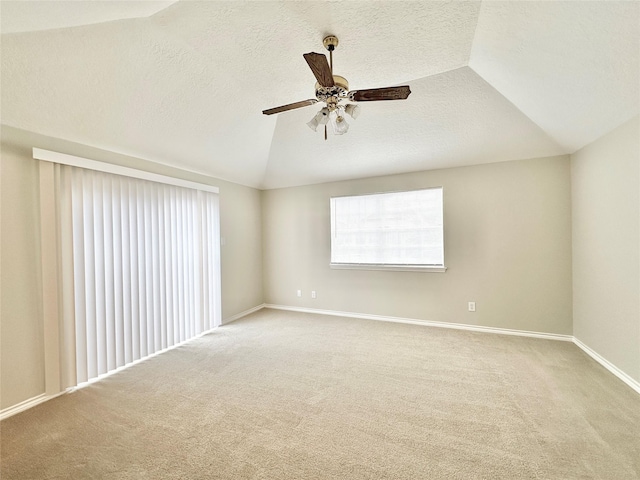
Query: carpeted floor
2,308,640,479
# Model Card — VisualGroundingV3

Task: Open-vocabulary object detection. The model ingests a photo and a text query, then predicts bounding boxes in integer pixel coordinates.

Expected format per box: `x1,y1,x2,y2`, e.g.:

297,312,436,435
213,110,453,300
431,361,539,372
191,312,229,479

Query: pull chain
327,42,334,141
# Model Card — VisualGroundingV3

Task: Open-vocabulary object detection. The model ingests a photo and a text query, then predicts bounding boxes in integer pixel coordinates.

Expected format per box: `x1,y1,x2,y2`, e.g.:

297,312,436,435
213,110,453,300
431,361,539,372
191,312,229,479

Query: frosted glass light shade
345,103,361,119
306,116,319,131
317,107,330,125
332,114,349,135
307,107,330,131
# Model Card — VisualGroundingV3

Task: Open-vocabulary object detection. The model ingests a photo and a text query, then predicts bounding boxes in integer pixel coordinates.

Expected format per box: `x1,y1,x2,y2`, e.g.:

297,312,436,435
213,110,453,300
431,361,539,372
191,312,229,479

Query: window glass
330,188,444,267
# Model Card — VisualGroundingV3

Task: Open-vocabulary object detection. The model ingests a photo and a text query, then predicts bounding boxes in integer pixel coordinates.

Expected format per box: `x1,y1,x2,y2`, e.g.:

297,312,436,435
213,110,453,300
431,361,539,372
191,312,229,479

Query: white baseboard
222,303,265,325
3,305,635,420
266,304,640,396
264,304,573,342
1,322,228,421
0,391,68,421
573,337,640,395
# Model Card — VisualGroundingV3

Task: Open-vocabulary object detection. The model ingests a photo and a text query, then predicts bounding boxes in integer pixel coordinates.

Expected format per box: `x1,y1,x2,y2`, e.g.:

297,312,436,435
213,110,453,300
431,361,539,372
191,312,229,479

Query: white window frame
330,187,446,273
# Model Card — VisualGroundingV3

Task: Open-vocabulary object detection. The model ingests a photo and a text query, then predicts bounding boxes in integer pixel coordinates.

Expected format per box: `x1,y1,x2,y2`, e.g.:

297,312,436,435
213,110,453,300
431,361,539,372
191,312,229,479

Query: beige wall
0,126,264,409
219,181,263,320
5,116,637,410
571,116,640,383
1,143,46,409
262,155,573,335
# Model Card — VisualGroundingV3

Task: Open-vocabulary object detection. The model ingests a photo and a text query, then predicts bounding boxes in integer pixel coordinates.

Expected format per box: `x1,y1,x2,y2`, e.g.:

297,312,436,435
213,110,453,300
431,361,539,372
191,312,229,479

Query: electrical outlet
297,290,302,298
311,291,317,299
468,302,476,312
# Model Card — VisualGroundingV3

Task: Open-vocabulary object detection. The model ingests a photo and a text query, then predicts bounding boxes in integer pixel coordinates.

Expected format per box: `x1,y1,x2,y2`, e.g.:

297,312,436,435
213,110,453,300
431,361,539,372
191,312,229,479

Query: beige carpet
2,309,640,479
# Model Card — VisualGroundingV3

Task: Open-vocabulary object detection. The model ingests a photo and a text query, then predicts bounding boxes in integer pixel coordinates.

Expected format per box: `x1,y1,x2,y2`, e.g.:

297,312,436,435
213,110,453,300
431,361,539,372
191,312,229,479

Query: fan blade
350,86,411,102
262,99,318,115
303,52,335,88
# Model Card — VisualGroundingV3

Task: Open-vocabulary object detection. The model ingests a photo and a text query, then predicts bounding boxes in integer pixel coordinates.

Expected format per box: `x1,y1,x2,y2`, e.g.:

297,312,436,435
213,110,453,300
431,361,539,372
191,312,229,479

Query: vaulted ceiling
1,1,638,189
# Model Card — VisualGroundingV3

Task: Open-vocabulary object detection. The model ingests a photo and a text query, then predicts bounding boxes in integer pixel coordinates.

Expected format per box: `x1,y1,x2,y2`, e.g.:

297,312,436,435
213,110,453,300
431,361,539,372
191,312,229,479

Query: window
330,188,445,271
64,166,221,384
36,148,221,391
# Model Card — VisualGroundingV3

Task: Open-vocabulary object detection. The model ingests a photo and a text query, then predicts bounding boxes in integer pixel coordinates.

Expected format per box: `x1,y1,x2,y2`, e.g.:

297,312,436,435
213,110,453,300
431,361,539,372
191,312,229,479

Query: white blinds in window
56,164,221,386
330,188,444,266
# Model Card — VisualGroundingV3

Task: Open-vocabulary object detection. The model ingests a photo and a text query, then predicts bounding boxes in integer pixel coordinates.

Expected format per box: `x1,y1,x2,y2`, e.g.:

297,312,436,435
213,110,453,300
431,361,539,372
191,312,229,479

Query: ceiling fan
262,35,411,140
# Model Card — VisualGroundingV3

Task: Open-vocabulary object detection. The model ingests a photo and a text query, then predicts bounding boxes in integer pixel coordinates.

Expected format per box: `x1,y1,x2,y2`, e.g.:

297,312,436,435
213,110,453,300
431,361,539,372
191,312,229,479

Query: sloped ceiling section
469,1,640,153
263,67,563,189
0,1,177,33
1,1,638,189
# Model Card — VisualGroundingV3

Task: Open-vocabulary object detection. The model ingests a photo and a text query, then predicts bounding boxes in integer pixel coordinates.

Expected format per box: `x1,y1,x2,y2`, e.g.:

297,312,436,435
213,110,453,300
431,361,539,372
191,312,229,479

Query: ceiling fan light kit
306,107,330,132
262,35,411,140
331,111,349,135
344,103,361,119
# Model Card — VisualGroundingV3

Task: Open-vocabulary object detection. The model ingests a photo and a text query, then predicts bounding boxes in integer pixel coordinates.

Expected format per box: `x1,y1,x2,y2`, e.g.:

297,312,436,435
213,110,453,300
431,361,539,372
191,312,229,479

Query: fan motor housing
315,75,349,101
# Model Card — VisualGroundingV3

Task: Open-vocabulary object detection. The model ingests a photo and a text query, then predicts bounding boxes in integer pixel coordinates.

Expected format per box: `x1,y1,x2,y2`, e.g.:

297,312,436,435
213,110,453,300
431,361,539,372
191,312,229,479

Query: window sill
330,263,447,273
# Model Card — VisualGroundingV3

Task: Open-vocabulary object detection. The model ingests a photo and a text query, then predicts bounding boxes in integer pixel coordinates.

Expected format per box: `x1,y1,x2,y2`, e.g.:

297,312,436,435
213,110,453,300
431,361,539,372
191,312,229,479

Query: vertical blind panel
170,188,179,345
176,190,185,343
102,175,116,374
71,169,87,383
188,191,195,336
156,187,167,350
182,190,189,338
110,179,123,369
167,188,176,345
193,193,200,332
59,165,221,384
119,180,133,366
56,165,78,390
128,181,141,362
135,185,147,359
83,174,98,380
143,183,154,355
93,173,107,377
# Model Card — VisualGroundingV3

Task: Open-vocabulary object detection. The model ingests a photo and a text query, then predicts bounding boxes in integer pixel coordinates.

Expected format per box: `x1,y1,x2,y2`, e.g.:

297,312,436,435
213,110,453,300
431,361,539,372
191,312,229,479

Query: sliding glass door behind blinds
57,165,221,385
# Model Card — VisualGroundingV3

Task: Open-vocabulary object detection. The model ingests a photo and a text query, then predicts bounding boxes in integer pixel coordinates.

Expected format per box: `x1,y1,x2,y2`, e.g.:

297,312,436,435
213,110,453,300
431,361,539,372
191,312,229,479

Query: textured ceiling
1,1,638,189
0,1,177,33
469,0,640,153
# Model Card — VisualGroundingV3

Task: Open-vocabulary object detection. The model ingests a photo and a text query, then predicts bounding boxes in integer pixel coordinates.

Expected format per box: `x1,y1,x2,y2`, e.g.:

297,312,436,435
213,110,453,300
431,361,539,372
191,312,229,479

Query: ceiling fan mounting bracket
323,35,339,52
